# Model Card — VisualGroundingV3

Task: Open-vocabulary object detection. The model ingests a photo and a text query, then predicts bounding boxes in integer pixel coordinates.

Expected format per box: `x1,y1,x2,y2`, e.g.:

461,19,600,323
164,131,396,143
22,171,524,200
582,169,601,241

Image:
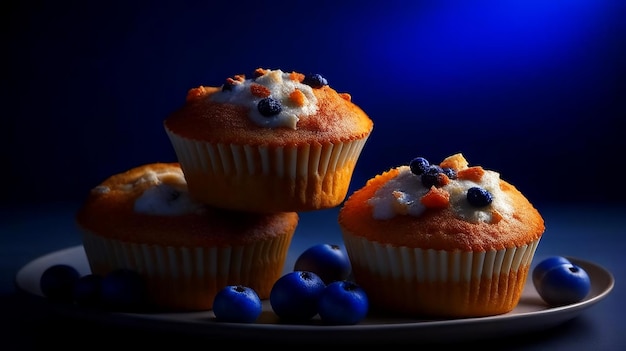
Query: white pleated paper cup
80,228,293,311
342,232,541,318
165,128,370,213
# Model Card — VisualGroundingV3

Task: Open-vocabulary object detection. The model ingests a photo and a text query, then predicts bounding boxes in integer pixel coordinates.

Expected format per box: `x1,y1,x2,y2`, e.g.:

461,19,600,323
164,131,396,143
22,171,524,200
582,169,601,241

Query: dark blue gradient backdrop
4,0,625,208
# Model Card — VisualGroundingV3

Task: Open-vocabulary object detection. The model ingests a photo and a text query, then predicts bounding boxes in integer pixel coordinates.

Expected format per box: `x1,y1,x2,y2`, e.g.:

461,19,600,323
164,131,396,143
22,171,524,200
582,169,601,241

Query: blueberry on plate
269,271,326,322
532,256,592,306
294,244,352,284
318,280,369,325
40,264,80,302
532,256,572,287
213,285,262,323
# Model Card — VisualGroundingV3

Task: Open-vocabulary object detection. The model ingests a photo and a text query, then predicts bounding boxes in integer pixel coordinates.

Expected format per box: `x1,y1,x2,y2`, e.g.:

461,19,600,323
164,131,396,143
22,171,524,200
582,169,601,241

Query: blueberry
442,167,457,180
213,285,262,323
318,280,369,325
409,157,430,175
532,256,572,288
72,274,103,308
257,97,282,117
429,165,443,173
100,269,147,311
269,271,326,322
302,73,328,88
466,187,493,207
532,257,591,306
293,244,352,284
421,166,444,188
40,264,80,302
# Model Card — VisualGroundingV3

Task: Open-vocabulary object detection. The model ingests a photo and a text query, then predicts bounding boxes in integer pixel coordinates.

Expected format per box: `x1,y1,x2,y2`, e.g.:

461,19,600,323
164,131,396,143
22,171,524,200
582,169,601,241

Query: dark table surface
1,202,624,349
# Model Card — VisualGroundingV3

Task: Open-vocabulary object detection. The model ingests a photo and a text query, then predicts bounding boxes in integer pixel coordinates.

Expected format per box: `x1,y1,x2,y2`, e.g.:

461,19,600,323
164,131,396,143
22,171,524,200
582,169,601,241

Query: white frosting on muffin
93,168,204,216
368,165,514,223
209,69,319,129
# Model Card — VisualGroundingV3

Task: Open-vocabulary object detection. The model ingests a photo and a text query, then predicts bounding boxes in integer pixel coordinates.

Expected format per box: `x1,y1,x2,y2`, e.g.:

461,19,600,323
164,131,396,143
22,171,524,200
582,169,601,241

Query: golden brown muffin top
76,162,299,246
163,68,373,145
338,154,545,252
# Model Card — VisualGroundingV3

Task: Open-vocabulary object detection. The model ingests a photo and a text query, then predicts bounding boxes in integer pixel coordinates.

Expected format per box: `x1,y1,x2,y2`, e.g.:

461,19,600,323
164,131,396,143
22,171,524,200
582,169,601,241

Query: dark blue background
4,0,625,208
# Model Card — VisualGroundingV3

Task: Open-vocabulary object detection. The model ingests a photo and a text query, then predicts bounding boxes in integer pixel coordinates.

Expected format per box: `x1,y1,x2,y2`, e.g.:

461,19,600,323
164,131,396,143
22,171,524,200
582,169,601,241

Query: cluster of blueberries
409,156,493,207
39,243,368,325
216,243,367,325
39,264,149,312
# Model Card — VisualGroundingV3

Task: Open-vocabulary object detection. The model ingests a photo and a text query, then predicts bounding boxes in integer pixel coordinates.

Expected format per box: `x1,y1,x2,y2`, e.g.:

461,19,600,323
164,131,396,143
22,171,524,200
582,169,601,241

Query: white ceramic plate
15,245,614,343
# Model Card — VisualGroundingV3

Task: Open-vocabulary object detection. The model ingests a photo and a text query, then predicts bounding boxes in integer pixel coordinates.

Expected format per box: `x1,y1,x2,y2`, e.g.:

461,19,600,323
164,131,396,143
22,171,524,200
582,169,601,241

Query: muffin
75,162,298,311
163,68,374,213
338,153,545,318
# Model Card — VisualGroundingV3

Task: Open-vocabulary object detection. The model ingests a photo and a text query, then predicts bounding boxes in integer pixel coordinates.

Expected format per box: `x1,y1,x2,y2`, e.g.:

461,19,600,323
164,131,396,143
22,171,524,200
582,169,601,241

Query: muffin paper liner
342,232,541,317
80,228,292,311
167,133,368,178
165,128,369,211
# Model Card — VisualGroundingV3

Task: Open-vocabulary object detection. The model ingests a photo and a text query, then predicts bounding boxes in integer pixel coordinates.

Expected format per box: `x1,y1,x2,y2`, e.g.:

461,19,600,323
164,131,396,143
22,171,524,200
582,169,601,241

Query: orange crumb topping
440,153,469,170
491,209,503,224
420,186,450,208
289,89,307,106
289,71,305,82
186,86,210,102
458,166,485,182
250,83,271,98
438,173,450,186
253,68,267,77
224,75,245,88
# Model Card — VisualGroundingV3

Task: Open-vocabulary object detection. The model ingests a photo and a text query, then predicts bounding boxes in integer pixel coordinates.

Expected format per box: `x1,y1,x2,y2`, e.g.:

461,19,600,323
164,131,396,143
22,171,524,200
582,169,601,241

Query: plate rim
14,245,615,342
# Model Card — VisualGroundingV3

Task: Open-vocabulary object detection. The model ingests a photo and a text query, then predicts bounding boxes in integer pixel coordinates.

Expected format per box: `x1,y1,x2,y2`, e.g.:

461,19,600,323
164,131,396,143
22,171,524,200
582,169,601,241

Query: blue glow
355,0,612,96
